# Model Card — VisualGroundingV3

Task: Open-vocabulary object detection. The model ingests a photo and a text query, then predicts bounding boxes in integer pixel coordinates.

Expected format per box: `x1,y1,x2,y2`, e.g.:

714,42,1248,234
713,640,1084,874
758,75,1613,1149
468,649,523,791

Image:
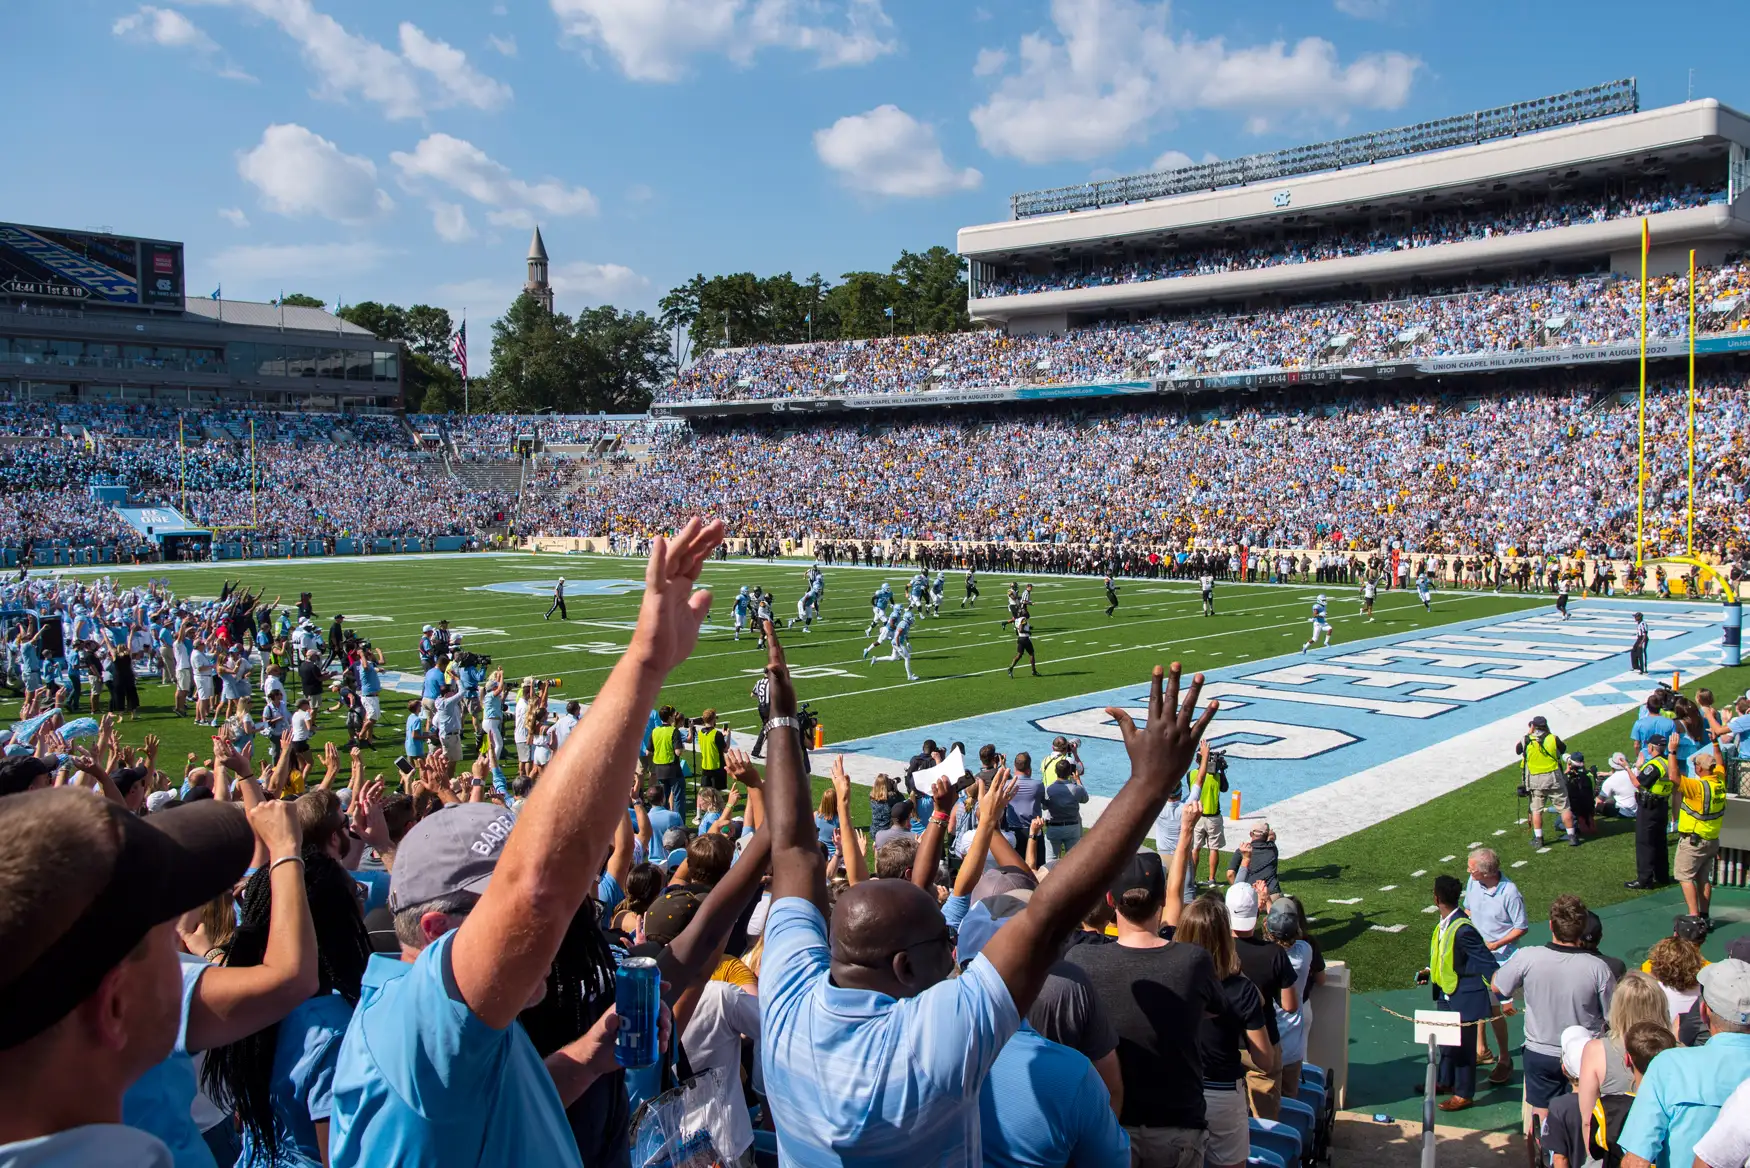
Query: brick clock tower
525,225,553,312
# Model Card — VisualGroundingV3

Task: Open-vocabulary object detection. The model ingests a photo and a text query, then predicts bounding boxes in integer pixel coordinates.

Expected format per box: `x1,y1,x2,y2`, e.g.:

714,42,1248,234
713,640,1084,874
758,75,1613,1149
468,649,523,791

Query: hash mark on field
1422,904,1440,913
1511,860,1528,868
1493,829,1508,836
1327,897,1363,905
1468,841,1483,849
1537,847,1551,854
1410,869,1426,877
1378,885,1397,892
1516,818,1529,825
1439,855,1456,863
1370,924,1408,934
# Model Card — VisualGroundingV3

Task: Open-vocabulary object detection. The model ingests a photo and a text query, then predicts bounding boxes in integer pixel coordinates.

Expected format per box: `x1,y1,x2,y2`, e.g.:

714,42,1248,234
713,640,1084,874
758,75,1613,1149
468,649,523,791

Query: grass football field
17,550,1745,991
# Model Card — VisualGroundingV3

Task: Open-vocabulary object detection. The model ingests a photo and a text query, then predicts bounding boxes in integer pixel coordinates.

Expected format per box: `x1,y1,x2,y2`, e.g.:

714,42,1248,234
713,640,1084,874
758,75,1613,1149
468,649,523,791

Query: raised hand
633,517,725,673
1105,664,1217,791
979,765,1020,822
762,620,796,718
248,799,303,860
724,748,760,790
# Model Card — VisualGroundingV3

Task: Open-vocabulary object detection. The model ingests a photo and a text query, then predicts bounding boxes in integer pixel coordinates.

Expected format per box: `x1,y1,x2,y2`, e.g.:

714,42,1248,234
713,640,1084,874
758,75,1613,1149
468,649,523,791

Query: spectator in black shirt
1065,802,1230,1167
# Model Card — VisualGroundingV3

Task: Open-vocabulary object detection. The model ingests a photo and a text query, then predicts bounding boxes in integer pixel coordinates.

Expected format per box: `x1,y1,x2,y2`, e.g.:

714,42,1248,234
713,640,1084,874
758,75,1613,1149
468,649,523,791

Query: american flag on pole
451,322,468,379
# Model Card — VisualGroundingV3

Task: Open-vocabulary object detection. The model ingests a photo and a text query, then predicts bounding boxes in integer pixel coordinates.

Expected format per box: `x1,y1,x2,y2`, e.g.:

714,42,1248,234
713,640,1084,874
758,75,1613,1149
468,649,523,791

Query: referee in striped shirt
749,673,772,756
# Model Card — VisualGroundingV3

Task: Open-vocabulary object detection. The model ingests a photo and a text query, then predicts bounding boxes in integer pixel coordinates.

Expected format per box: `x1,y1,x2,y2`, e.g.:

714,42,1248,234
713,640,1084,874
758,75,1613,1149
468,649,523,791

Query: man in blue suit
1418,873,1500,1112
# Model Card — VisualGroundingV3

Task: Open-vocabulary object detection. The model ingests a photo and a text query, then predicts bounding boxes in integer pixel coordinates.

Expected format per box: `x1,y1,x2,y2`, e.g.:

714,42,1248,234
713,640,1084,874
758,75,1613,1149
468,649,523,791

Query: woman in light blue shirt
203,845,374,1167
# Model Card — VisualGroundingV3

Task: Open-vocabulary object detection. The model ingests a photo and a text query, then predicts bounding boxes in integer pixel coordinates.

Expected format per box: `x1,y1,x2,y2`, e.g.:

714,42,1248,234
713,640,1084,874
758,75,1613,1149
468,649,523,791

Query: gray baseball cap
387,804,517,913
1697,958,1750,1026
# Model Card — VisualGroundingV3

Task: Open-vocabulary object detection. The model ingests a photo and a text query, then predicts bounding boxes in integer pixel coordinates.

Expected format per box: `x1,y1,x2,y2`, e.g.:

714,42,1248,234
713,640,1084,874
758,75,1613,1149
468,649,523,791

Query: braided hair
200,849,373,1164
520,898,619,1059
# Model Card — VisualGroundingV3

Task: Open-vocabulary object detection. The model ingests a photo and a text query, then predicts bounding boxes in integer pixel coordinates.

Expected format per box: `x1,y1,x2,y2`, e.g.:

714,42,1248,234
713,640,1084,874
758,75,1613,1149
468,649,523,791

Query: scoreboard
0,221,184,309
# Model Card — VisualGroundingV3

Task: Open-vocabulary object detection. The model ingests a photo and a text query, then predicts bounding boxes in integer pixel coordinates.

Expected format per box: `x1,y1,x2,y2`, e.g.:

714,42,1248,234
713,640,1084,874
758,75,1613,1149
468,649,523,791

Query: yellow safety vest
1043,753,1069,785
1525,733,1562,777
1198,775,1222,817
1429,913,1477,994
1677,770,1727,840
650,725,678,766
1641,756,1674,799
698,728,724,771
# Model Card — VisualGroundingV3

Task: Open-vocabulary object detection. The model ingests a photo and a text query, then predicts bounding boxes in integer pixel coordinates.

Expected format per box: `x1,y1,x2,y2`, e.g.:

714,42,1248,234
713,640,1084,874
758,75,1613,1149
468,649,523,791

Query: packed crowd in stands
0,403,501,548
663,260,1750,403
979,182,1726,297
4,526,1750,1168
521,376,1750,559
415,413,680,461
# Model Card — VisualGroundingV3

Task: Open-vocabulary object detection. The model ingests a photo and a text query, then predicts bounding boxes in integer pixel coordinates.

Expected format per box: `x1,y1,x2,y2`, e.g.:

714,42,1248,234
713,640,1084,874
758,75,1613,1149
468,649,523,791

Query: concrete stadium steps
447,457,525,495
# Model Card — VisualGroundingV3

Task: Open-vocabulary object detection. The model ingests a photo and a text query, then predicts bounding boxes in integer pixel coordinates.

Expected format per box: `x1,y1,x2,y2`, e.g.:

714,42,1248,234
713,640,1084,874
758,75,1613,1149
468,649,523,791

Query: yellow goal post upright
1628,226,1740,663
180,415,261,536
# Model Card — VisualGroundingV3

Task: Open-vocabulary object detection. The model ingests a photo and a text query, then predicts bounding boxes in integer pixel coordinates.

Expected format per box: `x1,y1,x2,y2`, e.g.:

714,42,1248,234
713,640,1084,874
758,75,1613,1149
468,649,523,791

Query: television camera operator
1189,740,1231,887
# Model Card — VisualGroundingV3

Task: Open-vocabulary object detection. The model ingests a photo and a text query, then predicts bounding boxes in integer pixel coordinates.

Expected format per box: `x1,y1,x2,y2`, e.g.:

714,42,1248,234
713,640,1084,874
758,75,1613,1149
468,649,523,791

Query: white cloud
970,0,1420,163
1334,0,1392,17
972,47,1007,77
391,134,598,228
399,23,514,110
548,0,896,82
1150,147,1218,170
815,105,982,198
551,260,651,305
188,0,509,119
237,123,394,224
488,33,518,55
431,201,476,242
208,241,392,283
218,206,251,227
112,5,254,78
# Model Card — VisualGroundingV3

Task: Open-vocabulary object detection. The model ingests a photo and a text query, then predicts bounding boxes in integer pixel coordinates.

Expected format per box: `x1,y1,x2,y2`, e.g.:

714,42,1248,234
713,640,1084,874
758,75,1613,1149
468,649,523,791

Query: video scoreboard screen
0,221,184,309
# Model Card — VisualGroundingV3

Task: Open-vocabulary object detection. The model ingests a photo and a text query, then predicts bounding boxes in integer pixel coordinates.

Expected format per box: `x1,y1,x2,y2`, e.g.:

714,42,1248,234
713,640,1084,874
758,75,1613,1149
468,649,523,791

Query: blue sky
6,0,1748,342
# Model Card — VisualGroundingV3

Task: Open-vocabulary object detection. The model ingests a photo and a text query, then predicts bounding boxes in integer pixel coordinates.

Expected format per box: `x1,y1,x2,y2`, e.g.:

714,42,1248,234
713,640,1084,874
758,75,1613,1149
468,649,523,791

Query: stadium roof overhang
957,99,1750,262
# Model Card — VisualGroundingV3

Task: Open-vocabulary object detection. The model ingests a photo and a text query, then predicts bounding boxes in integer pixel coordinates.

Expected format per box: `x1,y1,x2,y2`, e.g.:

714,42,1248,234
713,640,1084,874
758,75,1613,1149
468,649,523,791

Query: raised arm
1163,802,1200,929
910,776,954,891
953,773,1019,898
451,518,723,1029
831,758,869,886
983,665,1216,1014
186,801,318,1052
657,829,773,1001
760,622,829,914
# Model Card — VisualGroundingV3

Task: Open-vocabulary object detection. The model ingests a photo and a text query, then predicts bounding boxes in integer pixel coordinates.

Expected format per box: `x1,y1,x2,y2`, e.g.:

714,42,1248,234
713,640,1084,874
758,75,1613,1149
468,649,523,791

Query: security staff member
1418,874,1499,1112
1517,715,1578,848
648,706,689,814
1673,742,1729,925
1624,737,1673,889
696,709,728,790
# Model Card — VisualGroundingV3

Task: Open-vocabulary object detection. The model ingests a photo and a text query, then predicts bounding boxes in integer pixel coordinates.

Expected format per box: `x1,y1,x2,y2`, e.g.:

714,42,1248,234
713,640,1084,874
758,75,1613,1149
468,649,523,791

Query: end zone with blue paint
830,599,1730,856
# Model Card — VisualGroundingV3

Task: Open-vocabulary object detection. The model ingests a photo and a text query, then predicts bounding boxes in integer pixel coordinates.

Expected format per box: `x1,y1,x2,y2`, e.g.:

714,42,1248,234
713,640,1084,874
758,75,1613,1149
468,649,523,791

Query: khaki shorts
1675,835,1719,883
1194,816,1227,850
1124,1125,1206,1168
1528,781,1567,813
1202,1085,1250,1167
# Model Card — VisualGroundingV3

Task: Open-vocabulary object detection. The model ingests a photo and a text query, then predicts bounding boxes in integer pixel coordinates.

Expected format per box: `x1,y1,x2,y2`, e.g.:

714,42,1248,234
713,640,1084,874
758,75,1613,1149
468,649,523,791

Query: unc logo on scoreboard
1272,190,1292,208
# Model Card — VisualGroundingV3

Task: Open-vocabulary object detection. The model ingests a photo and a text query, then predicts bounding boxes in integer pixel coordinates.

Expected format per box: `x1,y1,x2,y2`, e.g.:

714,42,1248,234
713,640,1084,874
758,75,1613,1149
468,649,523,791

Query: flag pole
1635,219,1648,568
1686,247,1696,557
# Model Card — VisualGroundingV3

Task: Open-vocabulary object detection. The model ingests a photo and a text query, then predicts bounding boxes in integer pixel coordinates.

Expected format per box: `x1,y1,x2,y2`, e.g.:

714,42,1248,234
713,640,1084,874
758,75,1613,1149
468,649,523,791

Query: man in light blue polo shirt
328,516,724,1168
420,660,445,720
1631,690,1678,761
756,622,1217,1167
1619,958,1750,1168
1464,846,1527,1083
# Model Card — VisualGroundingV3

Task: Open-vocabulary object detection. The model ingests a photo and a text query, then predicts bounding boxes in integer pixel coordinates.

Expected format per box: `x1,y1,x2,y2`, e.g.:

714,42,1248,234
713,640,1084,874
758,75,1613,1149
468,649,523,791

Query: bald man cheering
756,618,1217,1166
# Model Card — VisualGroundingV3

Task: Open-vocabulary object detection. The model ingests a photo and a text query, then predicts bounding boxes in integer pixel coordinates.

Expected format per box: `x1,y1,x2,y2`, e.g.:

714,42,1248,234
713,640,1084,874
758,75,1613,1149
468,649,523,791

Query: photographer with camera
649,706,692,814
1188,739,1230,887
1517,715,1578,848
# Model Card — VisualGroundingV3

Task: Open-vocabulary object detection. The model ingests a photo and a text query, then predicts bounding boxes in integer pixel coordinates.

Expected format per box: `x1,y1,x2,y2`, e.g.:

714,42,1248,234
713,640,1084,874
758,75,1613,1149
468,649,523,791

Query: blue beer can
614,955,661,1068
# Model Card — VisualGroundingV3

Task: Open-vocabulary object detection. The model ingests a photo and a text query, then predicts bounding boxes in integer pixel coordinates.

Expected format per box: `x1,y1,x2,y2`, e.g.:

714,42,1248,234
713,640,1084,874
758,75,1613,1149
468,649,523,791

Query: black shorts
1016,637,1034,654
1523,1049,1570,1109
700,767,728,790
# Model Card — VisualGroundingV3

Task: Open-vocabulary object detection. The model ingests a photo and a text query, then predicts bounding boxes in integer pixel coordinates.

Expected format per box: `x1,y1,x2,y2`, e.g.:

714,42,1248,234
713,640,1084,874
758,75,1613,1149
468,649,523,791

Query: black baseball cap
1111,852,1166,902
641,888,704,946
0,756,55,798
0,789,254,1049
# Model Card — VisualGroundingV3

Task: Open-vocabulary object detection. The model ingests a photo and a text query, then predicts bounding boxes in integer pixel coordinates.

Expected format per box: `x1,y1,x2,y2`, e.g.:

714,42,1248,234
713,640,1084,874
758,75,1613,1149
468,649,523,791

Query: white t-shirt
513,697,532,744
683,981,761,1159
1598,769,1638,816
1694,1078,1750,1168
190,650,216,687
553,713,579,747
290,709,313,743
